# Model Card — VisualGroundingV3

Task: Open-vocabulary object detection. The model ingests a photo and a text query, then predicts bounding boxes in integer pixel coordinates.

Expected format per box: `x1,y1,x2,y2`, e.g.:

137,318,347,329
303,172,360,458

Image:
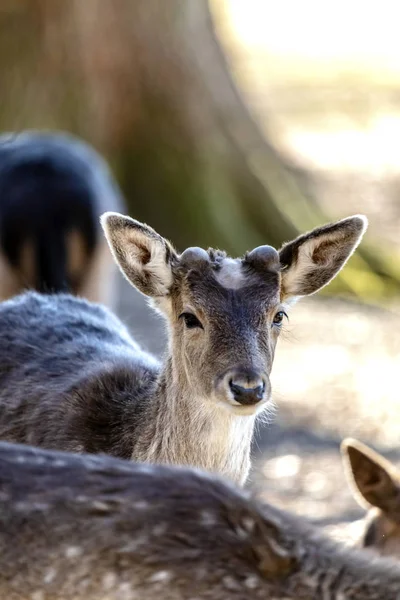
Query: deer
0,440,399,600
338,437,400,559
0,130,125,307
0,213,367,485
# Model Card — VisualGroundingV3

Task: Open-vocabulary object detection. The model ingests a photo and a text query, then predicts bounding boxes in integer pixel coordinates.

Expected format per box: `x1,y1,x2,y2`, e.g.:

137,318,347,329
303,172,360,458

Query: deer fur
0,215,367,485
340,438,400,559
0,441,399,600
0,130,125,307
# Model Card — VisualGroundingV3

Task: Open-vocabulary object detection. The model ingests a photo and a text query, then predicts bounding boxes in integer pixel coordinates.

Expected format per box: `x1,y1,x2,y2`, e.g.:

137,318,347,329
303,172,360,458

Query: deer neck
135,356,256,485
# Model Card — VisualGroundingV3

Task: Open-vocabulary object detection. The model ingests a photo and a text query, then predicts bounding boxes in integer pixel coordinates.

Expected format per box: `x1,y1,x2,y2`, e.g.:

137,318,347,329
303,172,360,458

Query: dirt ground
116,273,400,533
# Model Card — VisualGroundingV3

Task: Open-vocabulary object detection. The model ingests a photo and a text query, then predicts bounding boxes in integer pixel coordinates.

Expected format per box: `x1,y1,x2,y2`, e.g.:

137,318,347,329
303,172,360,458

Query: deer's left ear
278,215,368,301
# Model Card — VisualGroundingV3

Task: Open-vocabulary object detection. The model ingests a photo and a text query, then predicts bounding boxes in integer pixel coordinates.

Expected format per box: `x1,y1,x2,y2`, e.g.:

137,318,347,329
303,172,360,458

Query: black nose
229,378,266,406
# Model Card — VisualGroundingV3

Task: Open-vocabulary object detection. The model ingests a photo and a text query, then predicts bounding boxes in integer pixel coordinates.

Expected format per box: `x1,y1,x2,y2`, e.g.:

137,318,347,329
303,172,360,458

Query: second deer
0,441,399,600
0,130,125,307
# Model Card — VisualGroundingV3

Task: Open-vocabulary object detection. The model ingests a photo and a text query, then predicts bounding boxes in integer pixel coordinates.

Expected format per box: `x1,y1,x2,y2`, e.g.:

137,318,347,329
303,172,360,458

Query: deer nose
228,374,266,406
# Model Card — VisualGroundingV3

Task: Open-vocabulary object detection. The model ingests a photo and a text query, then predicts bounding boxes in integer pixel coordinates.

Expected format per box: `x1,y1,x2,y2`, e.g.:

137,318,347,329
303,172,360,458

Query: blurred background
1,0,399,529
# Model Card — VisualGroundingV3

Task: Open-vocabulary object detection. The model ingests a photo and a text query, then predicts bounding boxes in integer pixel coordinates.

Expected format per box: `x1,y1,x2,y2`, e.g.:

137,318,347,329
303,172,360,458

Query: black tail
36,229,69,294
0,130,127,299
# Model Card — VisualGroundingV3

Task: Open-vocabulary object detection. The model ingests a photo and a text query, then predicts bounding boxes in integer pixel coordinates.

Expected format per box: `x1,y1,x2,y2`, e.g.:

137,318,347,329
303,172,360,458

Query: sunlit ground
211,0,400,171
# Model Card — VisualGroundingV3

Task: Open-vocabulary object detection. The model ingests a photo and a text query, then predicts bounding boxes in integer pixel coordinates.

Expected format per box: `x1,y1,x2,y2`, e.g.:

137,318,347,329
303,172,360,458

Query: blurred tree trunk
0,0,300,252
0,0,397,300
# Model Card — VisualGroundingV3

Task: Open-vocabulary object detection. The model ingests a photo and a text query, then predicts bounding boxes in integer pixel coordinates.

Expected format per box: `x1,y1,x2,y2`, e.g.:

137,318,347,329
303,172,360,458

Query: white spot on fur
200,510,217,526
148,570,173,583
103,572,117,590
244,575,260,589
75,495,89,504
152,522,168,536
43,568,57,584
65,546,83,558
119,535,149,553
91,500,112,513
13,454,46,466
235,524,250,540
242,517,255,533
31,592,44,600
222,575,241,591
133,500,149,510
214,259,244,289
117,582,136,599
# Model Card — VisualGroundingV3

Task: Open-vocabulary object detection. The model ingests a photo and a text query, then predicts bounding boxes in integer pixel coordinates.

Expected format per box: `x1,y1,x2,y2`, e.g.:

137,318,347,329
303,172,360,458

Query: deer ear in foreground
0,215,367,488
0,441,399,600
341,438,400,558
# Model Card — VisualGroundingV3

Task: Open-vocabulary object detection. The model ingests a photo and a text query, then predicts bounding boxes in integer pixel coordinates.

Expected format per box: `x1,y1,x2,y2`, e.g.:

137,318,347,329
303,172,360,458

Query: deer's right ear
101,212,177,297
278,215,367,302
341,438,400,514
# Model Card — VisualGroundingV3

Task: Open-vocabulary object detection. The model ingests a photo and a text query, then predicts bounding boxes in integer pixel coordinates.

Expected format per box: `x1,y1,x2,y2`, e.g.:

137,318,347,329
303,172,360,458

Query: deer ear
279,215,367,301
341,438,400,514
101,212,177,297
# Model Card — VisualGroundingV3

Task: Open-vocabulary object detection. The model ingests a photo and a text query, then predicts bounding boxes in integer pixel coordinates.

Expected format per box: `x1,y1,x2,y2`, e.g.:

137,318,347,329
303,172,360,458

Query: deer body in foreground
0,130,125,307
0,214,367,484
340,438,400,559
0,441,399,600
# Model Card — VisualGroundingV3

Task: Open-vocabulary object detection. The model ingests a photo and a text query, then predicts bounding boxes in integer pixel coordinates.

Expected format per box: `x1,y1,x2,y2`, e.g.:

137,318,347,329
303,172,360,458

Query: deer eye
272,310,288,326
179,312,203,330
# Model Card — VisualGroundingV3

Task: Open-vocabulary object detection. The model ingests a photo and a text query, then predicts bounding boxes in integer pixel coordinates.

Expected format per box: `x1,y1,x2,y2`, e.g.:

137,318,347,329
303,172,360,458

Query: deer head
101,214,367,416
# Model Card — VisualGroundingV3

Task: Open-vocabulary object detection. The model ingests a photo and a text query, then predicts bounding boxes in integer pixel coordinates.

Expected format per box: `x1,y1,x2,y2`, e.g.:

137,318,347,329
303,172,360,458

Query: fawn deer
341,437,400,559
0,130,125,307
0,214,367,484
0,441,399,600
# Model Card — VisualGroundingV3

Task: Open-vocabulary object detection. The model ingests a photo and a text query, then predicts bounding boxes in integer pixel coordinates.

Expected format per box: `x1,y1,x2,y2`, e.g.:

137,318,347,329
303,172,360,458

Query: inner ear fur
341,438,400,514
279,215,368,301
101,212,178,297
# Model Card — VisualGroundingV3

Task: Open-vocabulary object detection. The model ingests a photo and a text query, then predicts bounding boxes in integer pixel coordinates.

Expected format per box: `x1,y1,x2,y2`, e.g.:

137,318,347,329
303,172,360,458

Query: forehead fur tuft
207,248,227,270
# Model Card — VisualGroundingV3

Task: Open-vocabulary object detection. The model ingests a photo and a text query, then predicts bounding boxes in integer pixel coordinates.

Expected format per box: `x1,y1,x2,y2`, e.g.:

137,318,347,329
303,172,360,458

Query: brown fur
0,441,399,600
